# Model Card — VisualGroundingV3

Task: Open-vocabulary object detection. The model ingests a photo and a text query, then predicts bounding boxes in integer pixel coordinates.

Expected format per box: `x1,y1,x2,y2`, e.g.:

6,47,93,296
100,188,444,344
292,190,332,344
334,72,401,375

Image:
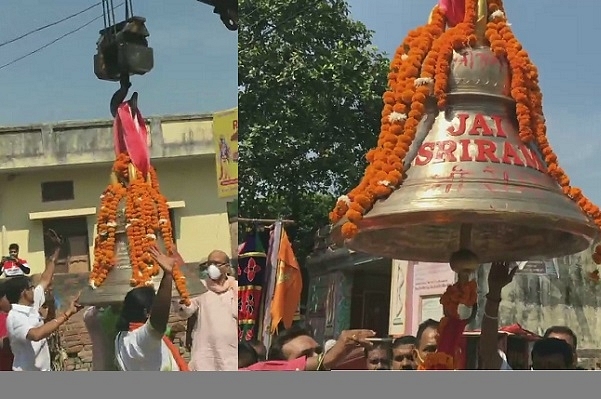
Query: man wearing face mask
176,249,237,371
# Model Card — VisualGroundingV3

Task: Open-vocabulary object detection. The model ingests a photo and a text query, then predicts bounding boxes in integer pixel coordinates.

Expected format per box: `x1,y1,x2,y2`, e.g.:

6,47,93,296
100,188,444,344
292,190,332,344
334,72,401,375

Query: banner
260,221,282,349
212,107,238,198
238,232,267,342
514,260,559,277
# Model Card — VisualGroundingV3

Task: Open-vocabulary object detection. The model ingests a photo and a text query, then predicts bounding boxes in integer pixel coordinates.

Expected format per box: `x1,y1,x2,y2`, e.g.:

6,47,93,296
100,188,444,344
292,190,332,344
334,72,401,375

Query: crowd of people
236,263,585,371
0,238,590,371
0,236,239,372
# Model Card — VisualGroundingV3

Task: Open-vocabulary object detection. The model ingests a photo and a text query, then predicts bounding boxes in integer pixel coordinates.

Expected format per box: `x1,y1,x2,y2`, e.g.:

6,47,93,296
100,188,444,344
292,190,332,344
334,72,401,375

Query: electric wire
0,2,102,49
0,2,124,71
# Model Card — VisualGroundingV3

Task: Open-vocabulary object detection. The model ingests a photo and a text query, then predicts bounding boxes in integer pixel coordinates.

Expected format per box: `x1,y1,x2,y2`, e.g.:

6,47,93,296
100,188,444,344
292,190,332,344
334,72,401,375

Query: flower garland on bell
418,279,478,371
89,152,191,306
330,0,601,266
327,7,445,237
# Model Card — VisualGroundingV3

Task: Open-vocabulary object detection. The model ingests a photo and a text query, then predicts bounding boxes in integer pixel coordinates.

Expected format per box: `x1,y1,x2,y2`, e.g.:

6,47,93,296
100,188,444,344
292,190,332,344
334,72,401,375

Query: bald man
176,249,237,370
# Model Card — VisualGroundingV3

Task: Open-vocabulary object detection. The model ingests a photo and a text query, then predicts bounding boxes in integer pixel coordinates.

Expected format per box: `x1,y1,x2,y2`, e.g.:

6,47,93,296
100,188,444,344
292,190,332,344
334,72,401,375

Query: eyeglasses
206,262,229,268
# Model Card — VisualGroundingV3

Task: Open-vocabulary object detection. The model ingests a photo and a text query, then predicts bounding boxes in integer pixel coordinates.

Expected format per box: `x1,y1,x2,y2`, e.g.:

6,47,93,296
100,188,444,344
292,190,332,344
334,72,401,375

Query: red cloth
438,0,466,27
438,318,469,370
499,324,541,341
113,102,150,177
0,312,13,371
468,324,542,341
241,356,306,371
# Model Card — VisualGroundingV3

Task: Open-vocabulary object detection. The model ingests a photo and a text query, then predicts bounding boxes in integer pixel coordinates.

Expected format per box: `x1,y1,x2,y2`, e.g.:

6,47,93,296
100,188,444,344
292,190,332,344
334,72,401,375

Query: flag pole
260,220,284,349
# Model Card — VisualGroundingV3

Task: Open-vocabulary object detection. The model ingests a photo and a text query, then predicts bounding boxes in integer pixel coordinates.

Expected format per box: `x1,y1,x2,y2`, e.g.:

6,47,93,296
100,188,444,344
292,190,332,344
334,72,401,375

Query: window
42,217,89,274
41,181,74,202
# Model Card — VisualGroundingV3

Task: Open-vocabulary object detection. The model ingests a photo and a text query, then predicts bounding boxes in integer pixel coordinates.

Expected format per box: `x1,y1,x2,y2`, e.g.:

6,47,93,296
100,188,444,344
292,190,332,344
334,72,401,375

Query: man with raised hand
479,262,577,370
241,327,376,371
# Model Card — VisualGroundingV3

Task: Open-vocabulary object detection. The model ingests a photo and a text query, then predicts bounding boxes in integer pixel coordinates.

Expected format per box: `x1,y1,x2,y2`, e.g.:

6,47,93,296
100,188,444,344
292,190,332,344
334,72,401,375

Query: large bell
79,205,207,307
332,46,598,264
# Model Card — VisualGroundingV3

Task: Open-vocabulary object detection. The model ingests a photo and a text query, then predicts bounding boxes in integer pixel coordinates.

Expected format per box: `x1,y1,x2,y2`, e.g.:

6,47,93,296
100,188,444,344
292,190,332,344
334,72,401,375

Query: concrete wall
473,246,601,364
0,156,232,274
0,114,214,172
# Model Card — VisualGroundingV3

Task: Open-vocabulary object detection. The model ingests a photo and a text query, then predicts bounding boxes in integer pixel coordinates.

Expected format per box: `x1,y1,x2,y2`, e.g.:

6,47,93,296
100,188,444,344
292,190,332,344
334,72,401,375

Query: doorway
349,263,392,337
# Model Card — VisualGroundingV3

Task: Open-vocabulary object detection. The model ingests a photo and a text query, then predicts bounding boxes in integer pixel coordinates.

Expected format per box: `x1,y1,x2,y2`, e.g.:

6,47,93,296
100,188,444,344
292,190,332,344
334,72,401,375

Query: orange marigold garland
418,278,478,370
331,0,601,265
89,153,191,306
483,0,601,262
330,7,447,238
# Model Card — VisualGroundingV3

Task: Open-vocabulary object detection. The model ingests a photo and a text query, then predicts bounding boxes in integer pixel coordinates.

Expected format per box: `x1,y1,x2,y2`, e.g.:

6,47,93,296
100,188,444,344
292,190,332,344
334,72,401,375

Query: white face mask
207,264,222,280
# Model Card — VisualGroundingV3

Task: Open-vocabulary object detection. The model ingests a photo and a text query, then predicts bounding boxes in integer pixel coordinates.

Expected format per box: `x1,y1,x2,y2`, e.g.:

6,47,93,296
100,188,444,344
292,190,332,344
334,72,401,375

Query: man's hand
488,262,517,296
338,329,376,349
66,292,84,316
315,329,376,371
149,246,176,275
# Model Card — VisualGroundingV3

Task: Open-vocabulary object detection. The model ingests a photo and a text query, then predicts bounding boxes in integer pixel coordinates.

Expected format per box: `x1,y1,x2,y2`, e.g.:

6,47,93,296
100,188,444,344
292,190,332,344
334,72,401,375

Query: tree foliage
238,0,389,264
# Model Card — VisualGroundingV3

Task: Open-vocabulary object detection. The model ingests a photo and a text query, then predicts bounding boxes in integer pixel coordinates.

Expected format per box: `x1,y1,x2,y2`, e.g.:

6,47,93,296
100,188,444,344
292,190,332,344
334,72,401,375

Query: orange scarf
129,323,189,371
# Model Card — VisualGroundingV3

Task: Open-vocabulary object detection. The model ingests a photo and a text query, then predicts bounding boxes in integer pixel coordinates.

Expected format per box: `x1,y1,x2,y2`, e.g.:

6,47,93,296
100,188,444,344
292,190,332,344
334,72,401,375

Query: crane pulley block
197,0,238,31
94,16,154,82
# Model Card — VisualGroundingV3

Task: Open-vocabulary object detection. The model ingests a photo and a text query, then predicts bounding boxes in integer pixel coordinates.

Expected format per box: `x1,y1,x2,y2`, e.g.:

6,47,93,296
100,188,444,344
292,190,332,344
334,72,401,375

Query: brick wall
52,273,192,371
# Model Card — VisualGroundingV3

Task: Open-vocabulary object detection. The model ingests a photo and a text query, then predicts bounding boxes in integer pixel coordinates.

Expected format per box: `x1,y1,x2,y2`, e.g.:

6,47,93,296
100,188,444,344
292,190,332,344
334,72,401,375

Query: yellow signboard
212,107,238,198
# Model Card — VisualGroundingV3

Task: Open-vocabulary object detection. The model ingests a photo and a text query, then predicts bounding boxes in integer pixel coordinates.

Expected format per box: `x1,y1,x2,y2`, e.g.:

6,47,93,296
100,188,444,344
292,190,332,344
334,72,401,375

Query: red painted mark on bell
415,113,547,173
452,51,504,70
429,166,470,193
481,166,512,193
445,165,469,193
415,138,546,172
447,113,506,137
475,51,503,69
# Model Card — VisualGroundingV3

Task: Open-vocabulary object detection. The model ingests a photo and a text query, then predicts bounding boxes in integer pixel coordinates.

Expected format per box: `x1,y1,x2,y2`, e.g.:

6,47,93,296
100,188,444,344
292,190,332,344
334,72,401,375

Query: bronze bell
78,202,207,307
331,46,598,265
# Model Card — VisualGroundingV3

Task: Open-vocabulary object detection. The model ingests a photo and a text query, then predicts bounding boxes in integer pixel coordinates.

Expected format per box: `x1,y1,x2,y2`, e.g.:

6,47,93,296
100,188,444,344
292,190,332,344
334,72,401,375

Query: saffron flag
260,221,282,348
269,229,303,333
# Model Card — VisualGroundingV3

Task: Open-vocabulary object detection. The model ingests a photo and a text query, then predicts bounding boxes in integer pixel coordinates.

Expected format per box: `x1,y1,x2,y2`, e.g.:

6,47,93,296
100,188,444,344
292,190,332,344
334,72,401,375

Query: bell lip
78,284,208,307
331,210,598,264
78,268,208,307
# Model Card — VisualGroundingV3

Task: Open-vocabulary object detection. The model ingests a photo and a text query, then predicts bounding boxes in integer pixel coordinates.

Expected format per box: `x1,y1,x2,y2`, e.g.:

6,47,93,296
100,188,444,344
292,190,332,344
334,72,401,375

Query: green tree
238,0,389,266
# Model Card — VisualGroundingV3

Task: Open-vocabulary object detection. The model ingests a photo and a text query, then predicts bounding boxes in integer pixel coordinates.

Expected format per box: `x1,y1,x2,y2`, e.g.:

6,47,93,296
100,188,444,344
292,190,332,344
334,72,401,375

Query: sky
0,0,237,125
347,0,601,204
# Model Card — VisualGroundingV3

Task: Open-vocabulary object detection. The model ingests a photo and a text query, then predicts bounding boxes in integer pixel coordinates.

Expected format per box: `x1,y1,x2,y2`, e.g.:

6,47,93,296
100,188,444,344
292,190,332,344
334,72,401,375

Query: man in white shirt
113,246,187,371
4,247,82,371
